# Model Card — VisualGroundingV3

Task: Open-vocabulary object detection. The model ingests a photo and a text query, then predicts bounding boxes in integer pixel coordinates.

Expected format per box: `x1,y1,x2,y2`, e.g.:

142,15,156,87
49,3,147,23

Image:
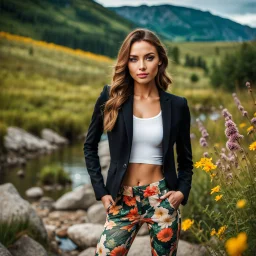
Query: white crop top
129,111,163,165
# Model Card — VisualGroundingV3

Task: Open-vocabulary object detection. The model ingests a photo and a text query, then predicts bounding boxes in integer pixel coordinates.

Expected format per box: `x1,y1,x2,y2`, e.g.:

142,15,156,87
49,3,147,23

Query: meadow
0,31,255,255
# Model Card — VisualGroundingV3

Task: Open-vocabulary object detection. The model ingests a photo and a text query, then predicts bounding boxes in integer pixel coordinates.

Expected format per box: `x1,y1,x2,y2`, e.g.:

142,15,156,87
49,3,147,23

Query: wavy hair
103,28,173,132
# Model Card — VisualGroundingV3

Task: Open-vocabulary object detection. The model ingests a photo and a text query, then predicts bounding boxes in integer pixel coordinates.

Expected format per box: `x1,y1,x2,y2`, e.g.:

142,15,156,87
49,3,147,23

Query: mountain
108,4,256,42
0,0,138,58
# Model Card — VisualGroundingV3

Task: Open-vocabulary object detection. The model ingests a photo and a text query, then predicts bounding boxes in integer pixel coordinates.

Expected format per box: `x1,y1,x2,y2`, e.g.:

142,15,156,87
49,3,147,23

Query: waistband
119,177,168,197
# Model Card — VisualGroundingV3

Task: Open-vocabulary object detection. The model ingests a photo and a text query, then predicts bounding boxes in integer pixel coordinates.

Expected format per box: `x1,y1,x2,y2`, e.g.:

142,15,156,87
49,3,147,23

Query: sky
94,0,256,27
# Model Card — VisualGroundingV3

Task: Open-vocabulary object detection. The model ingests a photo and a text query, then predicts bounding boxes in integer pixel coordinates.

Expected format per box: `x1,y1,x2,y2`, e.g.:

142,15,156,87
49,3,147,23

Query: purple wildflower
203,152,209,157
225,126,239,137
251,117,256,125
226,141,241,151
222,109,232,119
242,110,248,117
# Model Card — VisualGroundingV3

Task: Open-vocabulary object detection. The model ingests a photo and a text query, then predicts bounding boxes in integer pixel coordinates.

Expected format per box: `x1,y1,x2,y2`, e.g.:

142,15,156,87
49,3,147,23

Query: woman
83,28,193,255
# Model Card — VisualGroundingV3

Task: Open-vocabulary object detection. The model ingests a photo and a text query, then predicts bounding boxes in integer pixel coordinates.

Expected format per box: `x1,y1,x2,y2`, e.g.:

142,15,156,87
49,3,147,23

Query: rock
41,128,69,145
54,184,96,210
87,203,107,224
39,196,55,210
17,169,25,177
45,224,56,241
137,223,149,236
0,183,48,243
8,235,48,256
98,140,110,159
26,187,44,198
0,242,12,256
56,227,68,238
128,236,151,256
4,127,57,153
46,210,87,227
78,247,96,256
67,223,104,249
127,236,207,256
177,240,207,256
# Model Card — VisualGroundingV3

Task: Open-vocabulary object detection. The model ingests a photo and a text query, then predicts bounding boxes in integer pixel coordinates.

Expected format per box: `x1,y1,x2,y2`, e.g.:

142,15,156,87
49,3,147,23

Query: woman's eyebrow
129,52,155,57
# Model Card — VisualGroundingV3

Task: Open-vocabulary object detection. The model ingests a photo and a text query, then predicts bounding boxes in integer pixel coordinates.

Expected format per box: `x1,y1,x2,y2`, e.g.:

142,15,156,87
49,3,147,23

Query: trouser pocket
159,188,178,211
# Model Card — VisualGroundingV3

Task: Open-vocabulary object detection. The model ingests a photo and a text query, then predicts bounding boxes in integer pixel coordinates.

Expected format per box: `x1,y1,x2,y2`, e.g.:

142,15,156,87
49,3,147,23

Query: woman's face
127,41,162,85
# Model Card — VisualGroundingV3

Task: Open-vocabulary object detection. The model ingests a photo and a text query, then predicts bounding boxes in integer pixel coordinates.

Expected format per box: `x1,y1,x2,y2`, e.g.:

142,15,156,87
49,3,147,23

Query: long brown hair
103,28,173,132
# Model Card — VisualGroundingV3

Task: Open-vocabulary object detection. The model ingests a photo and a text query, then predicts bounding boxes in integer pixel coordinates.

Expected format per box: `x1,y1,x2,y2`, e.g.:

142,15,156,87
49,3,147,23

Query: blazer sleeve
176,97,194,206
83,84,109,201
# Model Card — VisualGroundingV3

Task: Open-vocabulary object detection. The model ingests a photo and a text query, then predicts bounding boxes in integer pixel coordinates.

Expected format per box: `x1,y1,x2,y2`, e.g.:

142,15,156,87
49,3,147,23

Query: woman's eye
129,56,154,62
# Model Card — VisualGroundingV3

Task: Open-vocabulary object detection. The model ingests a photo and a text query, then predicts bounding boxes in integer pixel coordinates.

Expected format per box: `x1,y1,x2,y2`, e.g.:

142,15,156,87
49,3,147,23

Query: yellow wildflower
194,157,217,173
210,173,216,182
214,143,220,148
236,199,247,208
181,219,194,231
225,232,248,256
249,141,256,151
210,228,216,236
254,112,256,117
217,225,227,240
215,194,223,201
247,126,254,133
239,123,247,128
211,185,220,194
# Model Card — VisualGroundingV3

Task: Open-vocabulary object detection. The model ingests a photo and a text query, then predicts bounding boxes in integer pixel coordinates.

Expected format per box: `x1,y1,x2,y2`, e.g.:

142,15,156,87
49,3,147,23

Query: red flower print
110,245,128,256
143,185,159,197
123,195,136,206
157,228,173,242
125,207,140,221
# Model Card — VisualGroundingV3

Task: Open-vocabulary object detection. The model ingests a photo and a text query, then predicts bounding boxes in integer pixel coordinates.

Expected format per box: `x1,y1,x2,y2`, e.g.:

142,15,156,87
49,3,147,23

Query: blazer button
123,163,127,168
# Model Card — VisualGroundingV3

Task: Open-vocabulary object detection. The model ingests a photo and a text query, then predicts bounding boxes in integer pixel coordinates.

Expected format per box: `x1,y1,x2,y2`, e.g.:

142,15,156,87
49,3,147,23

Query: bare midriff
121,163,164,186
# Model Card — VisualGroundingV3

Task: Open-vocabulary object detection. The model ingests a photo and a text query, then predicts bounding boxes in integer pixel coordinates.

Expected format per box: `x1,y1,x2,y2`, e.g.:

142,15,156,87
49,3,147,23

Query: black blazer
83,84,193,206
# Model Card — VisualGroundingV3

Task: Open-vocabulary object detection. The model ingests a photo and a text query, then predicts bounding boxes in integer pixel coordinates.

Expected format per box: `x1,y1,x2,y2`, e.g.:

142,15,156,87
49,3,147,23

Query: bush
190,73,199,83
39,164,71,185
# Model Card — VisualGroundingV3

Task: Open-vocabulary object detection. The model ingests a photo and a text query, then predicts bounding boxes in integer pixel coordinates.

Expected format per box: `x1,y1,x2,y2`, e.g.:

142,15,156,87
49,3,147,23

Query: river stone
67,223,104,249
8,235,47,256
54,184,96,210
0,243,12,256
78,247,96,256
137,223,149,236
25,187,44,198
4,127,56,152
41,128,69,145
98,140,110,158
87,203,107,224
127,237,207,256
0,183,48,243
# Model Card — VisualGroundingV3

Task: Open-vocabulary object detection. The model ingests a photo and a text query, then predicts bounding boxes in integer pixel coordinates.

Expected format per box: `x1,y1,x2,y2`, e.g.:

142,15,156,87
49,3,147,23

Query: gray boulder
0,183,48,243
67,223,104,249
8,235,47,256
54,184,96,210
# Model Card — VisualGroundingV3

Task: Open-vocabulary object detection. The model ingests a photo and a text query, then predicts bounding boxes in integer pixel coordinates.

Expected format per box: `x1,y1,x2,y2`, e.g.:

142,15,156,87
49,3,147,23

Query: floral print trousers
95,177,182,256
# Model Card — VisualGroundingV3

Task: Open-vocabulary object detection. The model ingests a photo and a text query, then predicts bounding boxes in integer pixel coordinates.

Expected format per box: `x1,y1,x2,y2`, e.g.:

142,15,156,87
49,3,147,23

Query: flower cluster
225,232,248,256
249,141,256,151
194,157,217,173
196,118,209,147
222,108,244,151
211,225,227,240
181,219,194,231
232,93,248,117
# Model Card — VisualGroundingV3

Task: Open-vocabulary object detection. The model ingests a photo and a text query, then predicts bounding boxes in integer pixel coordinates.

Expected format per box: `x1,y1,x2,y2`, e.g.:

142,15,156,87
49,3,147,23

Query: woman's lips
137,74,148,78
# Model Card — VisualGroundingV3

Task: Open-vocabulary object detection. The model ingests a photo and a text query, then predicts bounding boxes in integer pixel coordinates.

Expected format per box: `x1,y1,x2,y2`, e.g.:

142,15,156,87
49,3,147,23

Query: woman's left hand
160,190,184,210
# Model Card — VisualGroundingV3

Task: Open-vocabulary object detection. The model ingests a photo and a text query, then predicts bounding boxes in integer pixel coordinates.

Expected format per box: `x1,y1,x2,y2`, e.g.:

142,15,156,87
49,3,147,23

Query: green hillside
109,4,256,42
0,0,138,58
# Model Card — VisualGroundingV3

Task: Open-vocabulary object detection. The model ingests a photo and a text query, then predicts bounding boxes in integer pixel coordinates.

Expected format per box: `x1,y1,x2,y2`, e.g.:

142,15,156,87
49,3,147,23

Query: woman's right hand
101,195,115,212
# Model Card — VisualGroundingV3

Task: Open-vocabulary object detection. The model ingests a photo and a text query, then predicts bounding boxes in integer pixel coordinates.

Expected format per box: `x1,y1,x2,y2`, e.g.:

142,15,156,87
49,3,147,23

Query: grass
39,163,72,185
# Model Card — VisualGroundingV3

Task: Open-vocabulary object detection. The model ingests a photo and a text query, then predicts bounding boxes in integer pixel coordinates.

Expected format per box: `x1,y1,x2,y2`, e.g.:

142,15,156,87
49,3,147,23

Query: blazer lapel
121,84,172,162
